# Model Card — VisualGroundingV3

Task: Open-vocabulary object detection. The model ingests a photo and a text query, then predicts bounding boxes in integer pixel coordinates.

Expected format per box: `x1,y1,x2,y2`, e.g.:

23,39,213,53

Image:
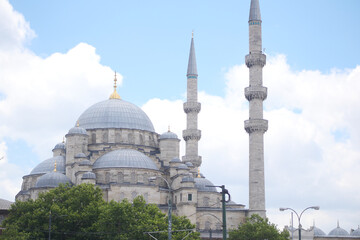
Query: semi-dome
194,177,218,192
75,153,87,158
79,160,92,166
35,172,72,188
30,156,65,175
177,163,189,170
77,99,155,132
313,226,326,236
82,171,96,179
181,176,194,183
185,162,194,167
159,131,178,140
0,198,12,210
170,158,181,163
93,149,159,171
329,225,349,236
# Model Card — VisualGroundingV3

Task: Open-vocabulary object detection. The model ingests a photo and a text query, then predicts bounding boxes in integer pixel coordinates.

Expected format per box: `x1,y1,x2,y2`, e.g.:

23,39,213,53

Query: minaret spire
245,0,268,218
183,33,202,170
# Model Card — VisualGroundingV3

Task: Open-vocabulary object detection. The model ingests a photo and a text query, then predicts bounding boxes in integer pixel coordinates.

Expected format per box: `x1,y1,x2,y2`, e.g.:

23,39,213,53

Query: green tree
1,183,104,240
1,184,200,240
229,214,289,240
95,196,200,240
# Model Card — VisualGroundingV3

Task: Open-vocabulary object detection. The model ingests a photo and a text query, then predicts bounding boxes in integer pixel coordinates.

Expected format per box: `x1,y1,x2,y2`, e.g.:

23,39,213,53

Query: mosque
14,0,269,235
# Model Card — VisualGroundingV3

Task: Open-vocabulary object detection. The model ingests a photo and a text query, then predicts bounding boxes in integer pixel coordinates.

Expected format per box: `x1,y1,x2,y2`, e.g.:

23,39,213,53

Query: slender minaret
182,33,202,169
245,0,268,218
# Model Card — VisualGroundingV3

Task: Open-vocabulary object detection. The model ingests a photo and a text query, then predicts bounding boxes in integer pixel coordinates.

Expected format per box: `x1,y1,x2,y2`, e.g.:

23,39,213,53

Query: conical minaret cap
249,0,261,21
187,33,198,76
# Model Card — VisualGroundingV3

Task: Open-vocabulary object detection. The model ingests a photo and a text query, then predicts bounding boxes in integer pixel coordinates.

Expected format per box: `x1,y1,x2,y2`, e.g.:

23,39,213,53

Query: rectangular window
180,193,182,202
188,193,192,201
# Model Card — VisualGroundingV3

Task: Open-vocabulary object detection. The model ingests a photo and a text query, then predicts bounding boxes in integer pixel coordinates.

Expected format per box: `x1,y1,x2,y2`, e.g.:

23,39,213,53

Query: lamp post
279,206,320,240
149,176,173,240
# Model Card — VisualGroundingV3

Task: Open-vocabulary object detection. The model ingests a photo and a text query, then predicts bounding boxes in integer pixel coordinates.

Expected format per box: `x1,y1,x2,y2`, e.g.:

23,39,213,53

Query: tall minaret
182,33,202,169
245,0,268,218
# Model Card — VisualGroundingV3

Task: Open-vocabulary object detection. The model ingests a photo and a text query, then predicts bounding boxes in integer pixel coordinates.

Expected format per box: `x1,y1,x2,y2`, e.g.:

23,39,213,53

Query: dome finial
168,125,170,132
62,137,65,143
197,168,201,178
76,120,80,127
110,71,121,99
54,160,57,172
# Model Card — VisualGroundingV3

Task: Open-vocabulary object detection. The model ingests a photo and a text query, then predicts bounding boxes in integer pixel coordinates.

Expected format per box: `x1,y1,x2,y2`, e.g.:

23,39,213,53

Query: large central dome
77,99,155,132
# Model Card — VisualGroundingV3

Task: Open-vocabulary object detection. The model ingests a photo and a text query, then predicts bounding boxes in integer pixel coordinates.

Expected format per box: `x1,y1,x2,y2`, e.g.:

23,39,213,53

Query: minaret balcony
245,86,267,101
183,129,201,141
245,53,266,68
183,102,201,113
244,119,268,133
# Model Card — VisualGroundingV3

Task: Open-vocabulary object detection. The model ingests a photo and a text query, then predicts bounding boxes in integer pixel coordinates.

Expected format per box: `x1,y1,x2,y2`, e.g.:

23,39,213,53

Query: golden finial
197,168,201,178
76,120,80,127
168,125,170,132
109,71,121,99
54,160,57,172
62,137,65,143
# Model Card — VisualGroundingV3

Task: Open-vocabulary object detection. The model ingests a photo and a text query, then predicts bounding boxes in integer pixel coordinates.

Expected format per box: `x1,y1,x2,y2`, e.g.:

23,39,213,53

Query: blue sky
1,0,360,234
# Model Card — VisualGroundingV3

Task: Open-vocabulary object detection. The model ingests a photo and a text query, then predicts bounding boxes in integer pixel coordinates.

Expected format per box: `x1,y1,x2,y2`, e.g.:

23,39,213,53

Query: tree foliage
228,214,289,240
1,183,200,240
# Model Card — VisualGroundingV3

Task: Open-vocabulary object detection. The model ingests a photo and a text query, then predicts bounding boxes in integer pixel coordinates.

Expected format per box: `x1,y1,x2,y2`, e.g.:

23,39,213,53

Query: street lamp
279,206,320,240
149,176,173,240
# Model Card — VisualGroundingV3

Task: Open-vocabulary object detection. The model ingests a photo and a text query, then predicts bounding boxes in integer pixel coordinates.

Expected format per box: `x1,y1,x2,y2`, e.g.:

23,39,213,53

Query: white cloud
0,0,35,51
142,56,360,233
0,0,359,234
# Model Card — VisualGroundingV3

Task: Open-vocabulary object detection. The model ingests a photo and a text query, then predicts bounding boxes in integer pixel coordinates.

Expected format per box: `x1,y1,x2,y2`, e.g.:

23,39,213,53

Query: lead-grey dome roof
159,131,178,140
68,125,87,135
194,177,218,192
77,99,155,132
53,142,65,150
0,198,12,210
351,228,360,236
82,171,96,179
313,227,326,236
35,172,72,188
30,156,65,175
177,163,189,170
329,226,349,236
75,153,87,158
93,149,159,171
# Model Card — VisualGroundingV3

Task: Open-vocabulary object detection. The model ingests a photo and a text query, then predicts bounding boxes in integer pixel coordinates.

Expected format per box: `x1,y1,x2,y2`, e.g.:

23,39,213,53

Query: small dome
177,163,189,170
313,227,326,236
194,177,218,192
329,225,349,237
351,228,360,236
30,156,65,175
182,176,194,182
53,142,65,150
0,198,12,210
75,153,87,158
35,172,72,188
170,158,181,163
67,125,87,135
79,160,92,166
185,162,194,167
77,99,155,132
82,171,96,180
159,131,178,140
93,149,159,171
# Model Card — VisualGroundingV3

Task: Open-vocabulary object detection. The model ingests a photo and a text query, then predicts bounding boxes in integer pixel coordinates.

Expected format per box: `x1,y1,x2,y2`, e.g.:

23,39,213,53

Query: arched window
205,221,211,230
131,191,137,200
131,172,137,183
115,133,121,143
102,132,108,143
139,134,144,145
91,133,96,144
105,172,110,184
203,197,210,207
118,172,124,183
128,133,134,143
